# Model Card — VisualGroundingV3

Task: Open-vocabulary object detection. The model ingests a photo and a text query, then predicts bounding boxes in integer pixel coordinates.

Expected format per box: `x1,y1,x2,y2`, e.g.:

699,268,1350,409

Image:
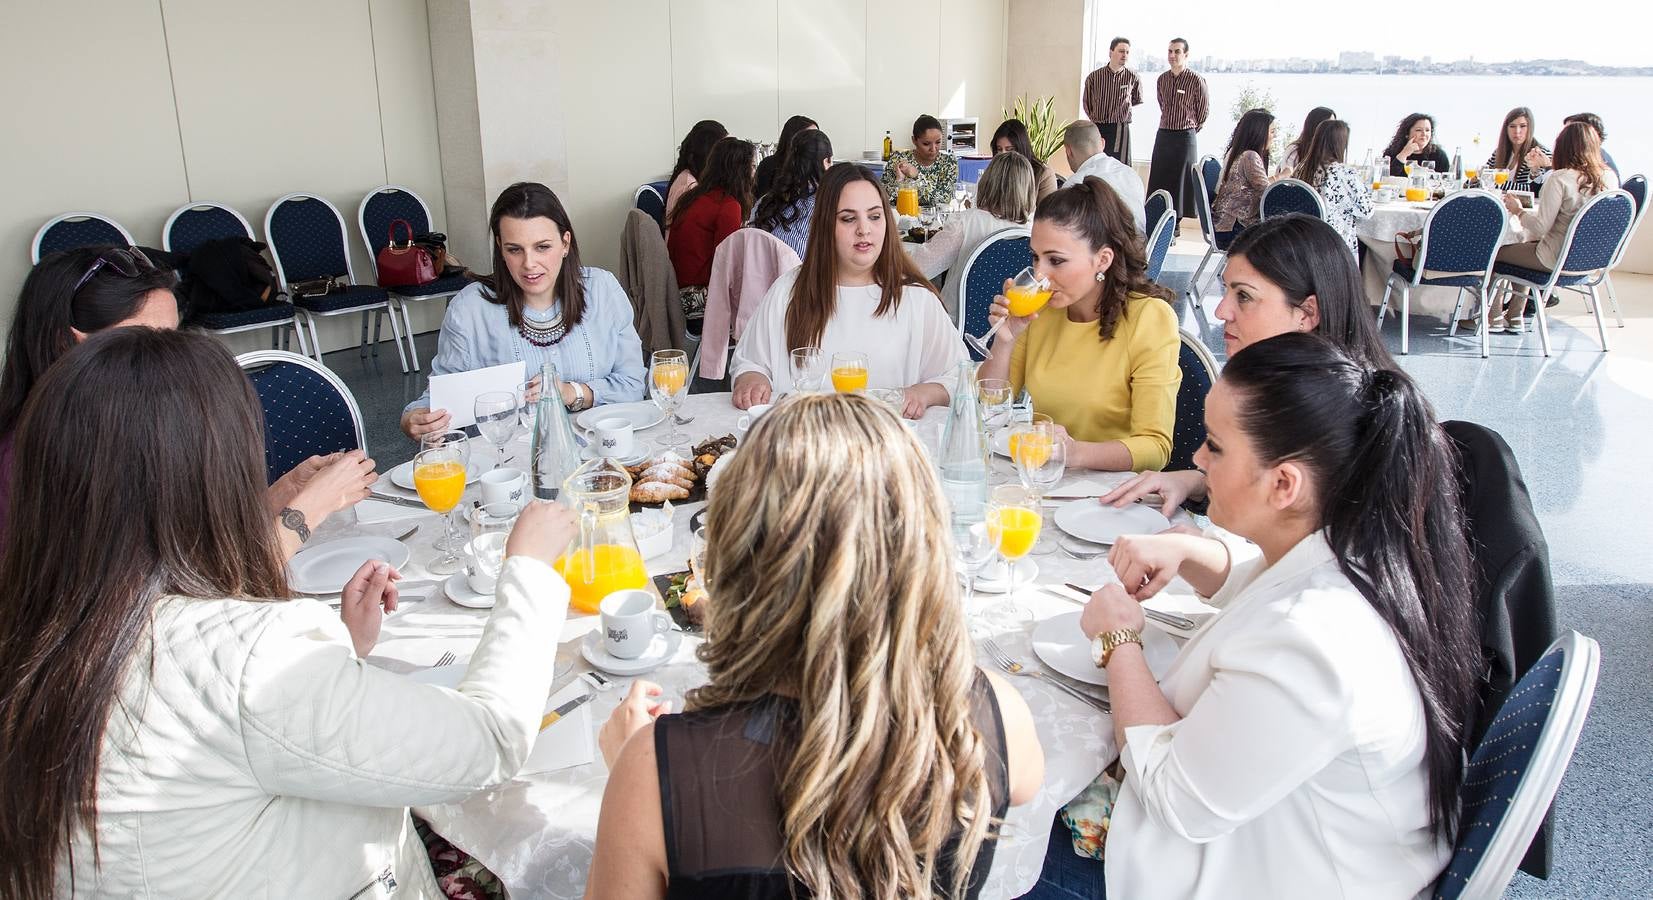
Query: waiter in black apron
1146,37,1209,229
1082,37,1142,165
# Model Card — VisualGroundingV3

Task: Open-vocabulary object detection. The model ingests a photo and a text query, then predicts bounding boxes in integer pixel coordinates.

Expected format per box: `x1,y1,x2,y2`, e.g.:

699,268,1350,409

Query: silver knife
1060,582,1198,631
539,692,595,731
369,491,429,510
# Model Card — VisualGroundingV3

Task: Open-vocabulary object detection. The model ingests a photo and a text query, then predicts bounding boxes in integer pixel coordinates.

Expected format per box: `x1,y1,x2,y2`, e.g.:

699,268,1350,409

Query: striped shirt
1156,69,1209,131
1083,65,1143,125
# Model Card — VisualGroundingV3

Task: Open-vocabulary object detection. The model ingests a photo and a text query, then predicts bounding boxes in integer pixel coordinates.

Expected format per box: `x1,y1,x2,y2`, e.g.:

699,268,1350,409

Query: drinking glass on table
474,391,518,467
1011,422,1066,555
516,378,542,433
976,378,1012,431
982,484,1040,630
830,351,868,393
649,349,691,452
964,267,1051,358
414,443,469,574
418,431,471,550
954,521,997,624
789,346,826,393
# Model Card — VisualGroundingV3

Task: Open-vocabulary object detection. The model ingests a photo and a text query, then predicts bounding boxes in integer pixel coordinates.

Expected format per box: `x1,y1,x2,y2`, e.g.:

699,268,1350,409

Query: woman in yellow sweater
976,177,1181,472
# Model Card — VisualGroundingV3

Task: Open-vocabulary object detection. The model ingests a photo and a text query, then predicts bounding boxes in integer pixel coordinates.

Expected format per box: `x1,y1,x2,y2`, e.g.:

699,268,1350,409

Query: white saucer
580,626,683,675
444,572,494,609
579,446,651,466
576,401,665,433
968,557,1038,594
288,536,411,594
1031,611,1179,686
390,457,487,491
1053,501,1171,545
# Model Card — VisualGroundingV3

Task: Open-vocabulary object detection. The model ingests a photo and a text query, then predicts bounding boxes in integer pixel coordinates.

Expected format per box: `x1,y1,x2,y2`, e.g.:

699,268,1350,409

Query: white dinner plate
576,401,665,433
1053,501,1171,545
580,627,683,676
287,536,411,595
389,457,487,491
1031,611,1179,686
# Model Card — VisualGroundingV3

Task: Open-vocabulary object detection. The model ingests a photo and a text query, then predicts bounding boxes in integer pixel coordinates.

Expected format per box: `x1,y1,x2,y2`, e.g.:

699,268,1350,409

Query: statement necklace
517,308,568,348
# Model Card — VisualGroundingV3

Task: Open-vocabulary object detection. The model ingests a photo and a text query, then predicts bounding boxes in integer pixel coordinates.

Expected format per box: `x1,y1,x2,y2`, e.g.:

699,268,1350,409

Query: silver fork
432,651,456,668
981,638,1110,713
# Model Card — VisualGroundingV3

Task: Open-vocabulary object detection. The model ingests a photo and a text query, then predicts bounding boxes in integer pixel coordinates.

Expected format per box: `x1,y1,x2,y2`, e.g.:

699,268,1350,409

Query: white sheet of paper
429,361,527,429
408,666,595,775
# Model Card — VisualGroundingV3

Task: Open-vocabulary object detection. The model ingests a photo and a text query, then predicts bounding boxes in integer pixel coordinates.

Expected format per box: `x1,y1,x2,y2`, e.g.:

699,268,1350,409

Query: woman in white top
1027,333,1482,899
731,163,966,418
907,150,1037,318
0,328,580,899
1492,120,1619,330
1292,119,1372,256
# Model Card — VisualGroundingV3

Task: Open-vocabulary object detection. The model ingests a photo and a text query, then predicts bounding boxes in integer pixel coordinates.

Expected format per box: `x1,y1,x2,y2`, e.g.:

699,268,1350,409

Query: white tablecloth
321,391,1207,899
1357,199,1517,321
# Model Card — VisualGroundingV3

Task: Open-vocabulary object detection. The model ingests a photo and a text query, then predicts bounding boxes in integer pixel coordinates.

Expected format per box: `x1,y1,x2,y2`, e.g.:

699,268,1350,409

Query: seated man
1061,121,1147,234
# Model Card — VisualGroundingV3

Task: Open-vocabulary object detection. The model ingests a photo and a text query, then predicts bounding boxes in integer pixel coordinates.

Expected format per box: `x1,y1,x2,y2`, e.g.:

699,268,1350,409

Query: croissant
640,463,696,489
631,480,690,503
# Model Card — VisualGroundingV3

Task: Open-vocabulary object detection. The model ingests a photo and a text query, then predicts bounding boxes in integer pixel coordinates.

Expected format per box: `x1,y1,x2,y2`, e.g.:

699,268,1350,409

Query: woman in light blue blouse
401,182,645,440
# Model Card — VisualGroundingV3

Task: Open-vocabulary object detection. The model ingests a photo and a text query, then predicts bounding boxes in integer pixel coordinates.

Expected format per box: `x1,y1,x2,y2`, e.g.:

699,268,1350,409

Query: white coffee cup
736,402,773,437
480,467,527,506
463,531,509,594
592,416,635,458
599,589,671,659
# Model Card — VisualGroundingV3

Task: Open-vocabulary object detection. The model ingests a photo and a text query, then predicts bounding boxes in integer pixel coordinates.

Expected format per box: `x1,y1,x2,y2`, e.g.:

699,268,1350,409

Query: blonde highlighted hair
976,152,1037,224
693,393,994,899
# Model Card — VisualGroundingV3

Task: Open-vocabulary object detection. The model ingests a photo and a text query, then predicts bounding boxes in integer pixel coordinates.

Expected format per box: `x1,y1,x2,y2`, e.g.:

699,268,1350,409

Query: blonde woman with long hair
584,393,1043,899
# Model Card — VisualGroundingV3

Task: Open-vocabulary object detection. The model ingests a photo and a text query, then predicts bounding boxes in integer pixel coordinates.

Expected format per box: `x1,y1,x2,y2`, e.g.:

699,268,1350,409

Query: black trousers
1147,127,1199,219
1096,121,1131,164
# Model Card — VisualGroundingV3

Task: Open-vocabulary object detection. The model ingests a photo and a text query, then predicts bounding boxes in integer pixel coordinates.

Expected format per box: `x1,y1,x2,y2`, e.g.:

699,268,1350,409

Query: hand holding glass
964,267,1050,358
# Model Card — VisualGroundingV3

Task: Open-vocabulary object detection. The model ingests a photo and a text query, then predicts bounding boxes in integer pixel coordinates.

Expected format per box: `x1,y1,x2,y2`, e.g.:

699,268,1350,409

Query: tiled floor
322,240,1653,898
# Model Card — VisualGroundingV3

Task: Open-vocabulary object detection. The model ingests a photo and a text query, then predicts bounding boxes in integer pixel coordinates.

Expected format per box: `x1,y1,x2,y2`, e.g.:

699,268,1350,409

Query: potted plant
1001,95,1071,164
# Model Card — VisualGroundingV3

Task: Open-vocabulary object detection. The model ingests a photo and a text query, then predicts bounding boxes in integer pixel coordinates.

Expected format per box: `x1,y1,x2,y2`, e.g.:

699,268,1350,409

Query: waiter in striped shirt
1146,37,1209,227
1082,37,1142,165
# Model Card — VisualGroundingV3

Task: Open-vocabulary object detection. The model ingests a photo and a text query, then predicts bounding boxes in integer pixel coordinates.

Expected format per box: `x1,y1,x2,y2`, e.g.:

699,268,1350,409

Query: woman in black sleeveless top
585,393,1044,899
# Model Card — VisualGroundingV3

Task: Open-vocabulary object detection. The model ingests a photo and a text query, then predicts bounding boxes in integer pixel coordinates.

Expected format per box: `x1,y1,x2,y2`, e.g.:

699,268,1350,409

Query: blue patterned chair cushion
1492,261,1588,288
388,273,469,298
961,235,1033,361
247,362,361,484
39,217,127,257
361,190,432,256
635,187,667,231
1262,184,1322,219
1199,159,1221,199
169,207,252,255
194,303,296,330
1433,649,1565,899
1146,214,1176,281
1144,193,1169,235
1623,176,1645,214
292,285,389,313
1168,341,1212,472
268,197,351,282
1392,258,1485,288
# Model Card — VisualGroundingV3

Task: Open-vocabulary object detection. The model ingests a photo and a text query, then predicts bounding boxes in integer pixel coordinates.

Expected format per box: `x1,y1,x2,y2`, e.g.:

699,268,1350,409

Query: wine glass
418,431,470,551
789,346,826,394
1011,422,1066,555
649,349,691,453
413,443,469,574
964,267,1050,358
474,391,518,467
830,351,868,393
982,484,1039,630
954,521,997,621
976,378,1011,432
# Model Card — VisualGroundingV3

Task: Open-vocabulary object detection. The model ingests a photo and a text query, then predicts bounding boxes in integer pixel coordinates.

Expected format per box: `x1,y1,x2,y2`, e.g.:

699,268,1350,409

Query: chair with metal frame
358,184,469,372
32,212,134,263
1260,178,1327,220
1169,329,1219,472
1145,208,1176,282
1143,189,1172,241
1488,189,1635,355
955,227,1032,361
236,349,367,486
1183,162,1223,308
1377,190,1507,356
635,180,671,232
1555,173,1645,333
163,201,305,355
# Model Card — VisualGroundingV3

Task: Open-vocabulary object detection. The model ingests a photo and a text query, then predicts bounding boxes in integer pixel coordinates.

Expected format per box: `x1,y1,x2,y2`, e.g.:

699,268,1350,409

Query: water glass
474,391,518,467
789,346,826,394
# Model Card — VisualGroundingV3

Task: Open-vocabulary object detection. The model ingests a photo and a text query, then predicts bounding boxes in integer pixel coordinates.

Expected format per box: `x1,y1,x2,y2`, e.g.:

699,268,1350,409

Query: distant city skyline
1129,53,1650,78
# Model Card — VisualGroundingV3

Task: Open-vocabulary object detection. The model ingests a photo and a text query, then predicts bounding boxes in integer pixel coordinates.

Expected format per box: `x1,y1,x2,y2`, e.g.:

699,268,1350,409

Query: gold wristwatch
1091,628,1142,667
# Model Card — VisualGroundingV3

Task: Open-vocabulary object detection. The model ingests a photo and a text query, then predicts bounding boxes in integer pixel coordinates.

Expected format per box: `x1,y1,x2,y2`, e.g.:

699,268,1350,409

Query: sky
1093,3,1647,69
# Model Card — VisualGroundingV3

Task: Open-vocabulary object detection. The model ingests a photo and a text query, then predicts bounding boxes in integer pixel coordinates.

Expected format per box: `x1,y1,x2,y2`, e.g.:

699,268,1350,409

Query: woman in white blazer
1026,333,1482,899
0,328,579,899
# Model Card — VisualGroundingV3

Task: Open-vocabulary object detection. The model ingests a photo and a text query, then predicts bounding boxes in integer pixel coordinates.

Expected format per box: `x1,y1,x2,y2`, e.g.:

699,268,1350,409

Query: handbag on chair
376,219,439,287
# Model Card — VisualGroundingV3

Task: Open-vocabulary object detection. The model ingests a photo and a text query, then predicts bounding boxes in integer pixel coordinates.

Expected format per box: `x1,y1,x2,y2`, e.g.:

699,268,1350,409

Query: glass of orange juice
830,351,869,393
1493,168,1511,189
414,441,470,574
982,484,1040,628
1011,422,1066,554
418,431,471,551
963,266,1048,358
649,349,691,453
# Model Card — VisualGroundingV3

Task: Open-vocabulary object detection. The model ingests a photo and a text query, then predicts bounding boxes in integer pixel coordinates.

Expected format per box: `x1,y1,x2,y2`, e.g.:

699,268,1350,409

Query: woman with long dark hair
1293,119,1372,254
1279,105,1335,176
991,118,1059,199
0,327,581,899
1102,214,1391,513
665,119,728,229
1030,333,1480,898
730,163,964,417
0,247,374,552
975,178,1181,472
667,136,759,324
1482,106,1550,192
751,129,834,256
402,181,644,439
584,393,1042,899
1383,113,1451,176
753,113,817,199
1211,108,1276,249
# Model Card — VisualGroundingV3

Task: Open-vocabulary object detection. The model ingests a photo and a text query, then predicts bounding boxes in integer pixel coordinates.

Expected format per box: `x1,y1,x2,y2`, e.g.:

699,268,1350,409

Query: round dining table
323,390,1213,899
1357,196,1517,321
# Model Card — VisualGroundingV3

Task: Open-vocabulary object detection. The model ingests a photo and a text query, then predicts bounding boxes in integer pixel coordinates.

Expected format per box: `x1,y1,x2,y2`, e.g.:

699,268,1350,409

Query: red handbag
376,219,439,287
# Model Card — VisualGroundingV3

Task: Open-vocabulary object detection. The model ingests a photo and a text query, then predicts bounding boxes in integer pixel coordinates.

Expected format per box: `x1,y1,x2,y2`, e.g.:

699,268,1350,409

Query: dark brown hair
1287,106,1337,164
1383,113,1439,162
475,182,586,331
1033,177,1173,341
990,118,1048,178
1493,106,1538,170
0,328,289,899
670,136,757,224
1295,118,1351,188
785,164,937,350
1552,121,1610,197
671,119,729,181
0,247,177,435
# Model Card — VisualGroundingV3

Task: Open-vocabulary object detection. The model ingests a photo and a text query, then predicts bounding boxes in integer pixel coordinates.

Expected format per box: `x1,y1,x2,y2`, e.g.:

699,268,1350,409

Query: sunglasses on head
72,247,155,296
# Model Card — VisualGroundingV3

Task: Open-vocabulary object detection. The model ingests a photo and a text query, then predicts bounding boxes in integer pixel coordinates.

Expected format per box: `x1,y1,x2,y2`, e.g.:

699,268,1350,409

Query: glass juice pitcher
896,178,921,217
1405,170,1431,203
554,457,649,613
